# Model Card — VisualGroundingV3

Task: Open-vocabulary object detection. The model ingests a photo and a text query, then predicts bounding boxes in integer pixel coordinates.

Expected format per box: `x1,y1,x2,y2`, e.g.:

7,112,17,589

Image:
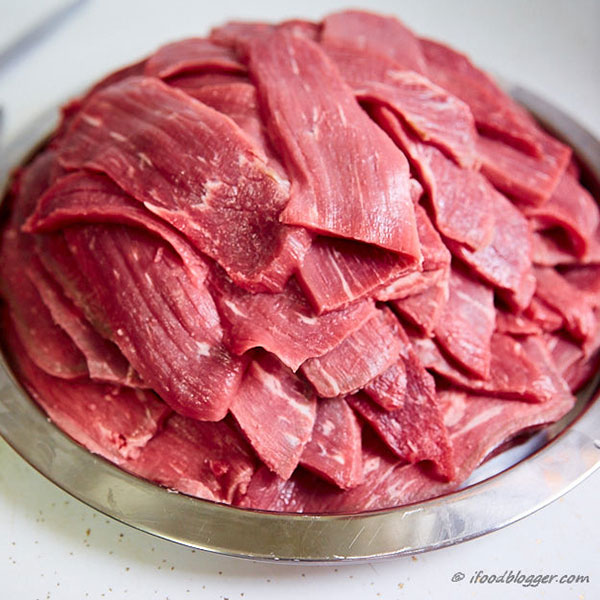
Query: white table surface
1,1,599,598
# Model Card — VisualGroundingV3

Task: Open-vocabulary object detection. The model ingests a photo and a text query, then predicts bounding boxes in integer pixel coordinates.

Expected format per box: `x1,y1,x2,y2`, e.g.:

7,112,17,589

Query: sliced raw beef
296,236,415,314
350,324,454,479
433,266,495,379
0,152,87,379
209,271,377,371
321,10,427,73
300,397,363,490
231,353,316,480
2,310,170,462
420,38,541,156
244,30,421,260
523,171,600,257
532,226,600,267
390,269,449,335
25,171,208,281
301,308,403,397
26,255,143,387
63,225,246,421
534,267,596,342
126,414,256,503
144,38,245,79
562,265,600,305
58,76,306,292
210,21,273,48
446,190,535,310
363,360,406,411
374,107,495,251
166,71,249,93
523,297,564,332
495,307,542,336
412,333,572,404
477,133,571,206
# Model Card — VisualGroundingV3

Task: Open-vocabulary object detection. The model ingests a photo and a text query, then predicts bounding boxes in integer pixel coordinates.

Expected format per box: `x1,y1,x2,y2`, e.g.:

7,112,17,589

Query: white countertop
1,1,599,598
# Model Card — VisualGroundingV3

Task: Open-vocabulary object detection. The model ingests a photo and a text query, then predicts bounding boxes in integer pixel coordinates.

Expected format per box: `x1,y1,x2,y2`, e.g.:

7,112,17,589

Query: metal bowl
0,85,599,563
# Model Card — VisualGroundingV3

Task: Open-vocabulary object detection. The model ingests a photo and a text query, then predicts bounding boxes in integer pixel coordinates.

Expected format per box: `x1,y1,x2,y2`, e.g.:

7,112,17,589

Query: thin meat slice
374,107,495,251
562,265,600,306
433,266,495,379
446,190,535,310
495,307,542,336
322,10,427,73
413,333,573,404
231,354,316,480
126,414,256,503
144,38,245,79
25,171,208,281
523,171,600,258
245,30,421,261
63,225,246,421
166,71,249,93
363,360,406,411
300,397,363,490
58,76,305,292
534,267,597,342
296,236,415,314
210,271,377,371
420,38,541,156
300,308,403,397
26,255,143,387
2,310,170,463
532,225,600,267
523,297,564,332
478,133,571,206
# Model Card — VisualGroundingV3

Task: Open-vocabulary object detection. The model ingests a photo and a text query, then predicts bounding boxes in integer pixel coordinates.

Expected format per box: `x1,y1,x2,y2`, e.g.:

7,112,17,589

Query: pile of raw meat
1,10,599,513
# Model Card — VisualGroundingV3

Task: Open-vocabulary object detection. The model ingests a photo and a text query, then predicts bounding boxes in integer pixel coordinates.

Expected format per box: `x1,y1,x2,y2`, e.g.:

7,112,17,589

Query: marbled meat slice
523,171,600,258
58,76,305,292
446,189,535,310
412,333,572,403
321,10,427,73
231,353,316,480
477,133,571,206
534,267,597,342
209,271,377,371
2,310,170,462
301,308,403,397
374,107,495,251
126,414,256,503
300,397,363,490
25,171,208,281
296,236,415,314
433,266,495,379
420,38,541,156
63,224,246,421
244,30,421,261
144,38,245,79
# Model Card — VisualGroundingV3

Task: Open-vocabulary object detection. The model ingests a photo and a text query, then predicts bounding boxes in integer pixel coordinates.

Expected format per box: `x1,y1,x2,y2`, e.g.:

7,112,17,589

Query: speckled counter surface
1,1,599,599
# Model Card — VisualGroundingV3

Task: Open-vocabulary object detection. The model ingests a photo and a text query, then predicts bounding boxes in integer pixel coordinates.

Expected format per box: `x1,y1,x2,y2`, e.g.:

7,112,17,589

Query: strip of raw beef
433,266,495,379
2,310,170,462
231,353,316,480
446,190,535,310
373,107,495,251
321,10,428,73
58,76,305,292
0,152,87,379
477,133,571,206
63,224,246,421
299,397,363,490
412,333,572,403
522,171,600,257
562,266,600,306
210,21,273,49
166,71,249,94
126,414,256,503
300,308,403,397
25,255,143,387
209,270,377,371
144,38,245,79
523,297,564,332
363,360,406,411
534,267,596,342
296,236,415,314
25,171,208,282
420,38,541,156
244,30,421,260
390,268,449,335
495,307,542,336
544,332,593,391
532,226,600,267
350,324,454,478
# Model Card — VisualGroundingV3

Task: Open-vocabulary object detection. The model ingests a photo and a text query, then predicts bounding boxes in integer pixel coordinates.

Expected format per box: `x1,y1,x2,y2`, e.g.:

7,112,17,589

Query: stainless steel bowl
1,86,599,563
